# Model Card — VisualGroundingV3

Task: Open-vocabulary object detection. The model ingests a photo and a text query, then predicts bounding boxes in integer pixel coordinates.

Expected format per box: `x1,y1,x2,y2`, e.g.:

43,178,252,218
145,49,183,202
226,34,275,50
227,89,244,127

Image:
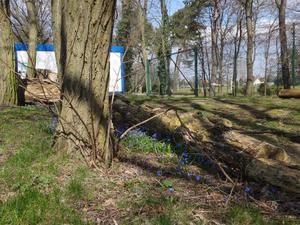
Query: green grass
226,205,299,225
1,102,300,224
0,106,87,225
0,189,85,225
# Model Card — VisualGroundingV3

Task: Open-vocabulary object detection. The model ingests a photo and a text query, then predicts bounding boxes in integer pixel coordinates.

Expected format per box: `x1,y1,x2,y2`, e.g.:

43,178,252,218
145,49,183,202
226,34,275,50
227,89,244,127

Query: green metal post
146,59,152,95
292,23,296,88
194,48,199,97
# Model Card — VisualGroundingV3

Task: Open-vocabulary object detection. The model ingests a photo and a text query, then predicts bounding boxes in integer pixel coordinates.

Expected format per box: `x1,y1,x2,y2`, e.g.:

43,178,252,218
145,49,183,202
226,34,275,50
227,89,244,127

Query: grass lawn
0,97,299,224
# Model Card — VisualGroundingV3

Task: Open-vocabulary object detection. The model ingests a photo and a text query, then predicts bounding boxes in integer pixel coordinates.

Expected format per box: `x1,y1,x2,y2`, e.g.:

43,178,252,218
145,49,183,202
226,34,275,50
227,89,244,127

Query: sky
168,0,185,15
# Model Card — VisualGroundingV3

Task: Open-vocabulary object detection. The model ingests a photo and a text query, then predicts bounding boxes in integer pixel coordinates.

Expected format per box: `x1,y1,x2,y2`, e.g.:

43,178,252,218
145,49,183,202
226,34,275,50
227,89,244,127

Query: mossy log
279,89,300,98
113,97,300,194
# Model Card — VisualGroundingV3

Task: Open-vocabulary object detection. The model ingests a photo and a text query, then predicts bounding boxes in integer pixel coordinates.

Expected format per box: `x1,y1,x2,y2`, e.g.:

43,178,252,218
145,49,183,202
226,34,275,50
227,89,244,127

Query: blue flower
244,186,252,194
156,170,162,177
167,187,175,193
182,151,189,158
269,186,278,193
175,143,182,149
187,172,193,177
195,175,202,182
179,159,186,166
176,166,182,174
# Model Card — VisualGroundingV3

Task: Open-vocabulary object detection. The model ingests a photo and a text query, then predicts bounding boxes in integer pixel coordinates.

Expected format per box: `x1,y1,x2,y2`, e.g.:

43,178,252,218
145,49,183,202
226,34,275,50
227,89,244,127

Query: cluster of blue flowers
244,186,252,194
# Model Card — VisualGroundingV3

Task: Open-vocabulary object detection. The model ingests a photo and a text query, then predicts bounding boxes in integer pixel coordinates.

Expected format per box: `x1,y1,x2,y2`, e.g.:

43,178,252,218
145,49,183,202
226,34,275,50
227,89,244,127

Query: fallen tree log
113,97,300,194
279,89,300,98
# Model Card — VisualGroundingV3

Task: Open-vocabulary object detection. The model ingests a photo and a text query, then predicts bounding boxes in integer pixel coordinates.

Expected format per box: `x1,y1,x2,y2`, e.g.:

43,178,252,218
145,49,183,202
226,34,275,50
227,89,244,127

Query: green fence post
194,48,199,97
146,59,152,95
292,23,296,88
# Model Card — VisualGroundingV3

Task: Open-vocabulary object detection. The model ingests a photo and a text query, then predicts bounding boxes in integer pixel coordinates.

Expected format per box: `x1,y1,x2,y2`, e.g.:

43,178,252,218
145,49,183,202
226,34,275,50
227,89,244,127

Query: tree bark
25,0,38,79
276,0,290,89
159,0,171,96
233,11,243,97
51,0,62,83
264,21,275,96
210,0,220,96
244,0,254,96
0,0,18,105
138,0,149,94
53,0,116,167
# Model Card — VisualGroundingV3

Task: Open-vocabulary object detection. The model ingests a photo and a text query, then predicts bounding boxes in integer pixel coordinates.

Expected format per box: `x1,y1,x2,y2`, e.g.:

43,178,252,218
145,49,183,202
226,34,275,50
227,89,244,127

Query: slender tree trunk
0,0,17,105
139,0,149,94
53,0,116,167
233,11,243,97
264,23,274,96
276,0,290,89
26,0,38,79
244,0,254,96
219,38,224,95
210,0,220,96
51,0,62,83
199,38,207,97
160,0,171,96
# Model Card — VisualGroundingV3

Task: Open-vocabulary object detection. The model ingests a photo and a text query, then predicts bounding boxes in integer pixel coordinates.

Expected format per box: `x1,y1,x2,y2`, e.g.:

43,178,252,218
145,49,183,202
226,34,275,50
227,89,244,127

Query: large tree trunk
26,0,38,79
210,0,219,97
276,0,290,89
0,0,17,105
244,0,254,96
114,97,300,194
53,0,116,167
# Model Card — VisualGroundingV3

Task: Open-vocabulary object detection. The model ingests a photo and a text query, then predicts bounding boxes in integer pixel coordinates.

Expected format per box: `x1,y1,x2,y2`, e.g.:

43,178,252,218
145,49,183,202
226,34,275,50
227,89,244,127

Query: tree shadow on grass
113,97,300,219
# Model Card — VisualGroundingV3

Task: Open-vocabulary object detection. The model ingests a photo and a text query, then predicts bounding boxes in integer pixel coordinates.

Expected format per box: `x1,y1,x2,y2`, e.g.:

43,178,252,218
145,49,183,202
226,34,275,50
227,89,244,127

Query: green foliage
122,132,172,154
257,83,277,96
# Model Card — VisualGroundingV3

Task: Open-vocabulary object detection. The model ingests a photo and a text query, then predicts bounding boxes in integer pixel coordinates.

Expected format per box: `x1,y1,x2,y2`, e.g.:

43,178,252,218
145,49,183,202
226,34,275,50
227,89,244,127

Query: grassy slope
0,100,299,225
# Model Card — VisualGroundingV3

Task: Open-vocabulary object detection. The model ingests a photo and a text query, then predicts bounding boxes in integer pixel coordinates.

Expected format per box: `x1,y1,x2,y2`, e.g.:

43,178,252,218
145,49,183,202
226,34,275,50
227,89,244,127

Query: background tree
243,0,254,96
10,0,52,43
53,0,116,167
232,8,243,97
276,0,290,89
25,0,38,79
210,0,220,96
157,0,171,96
0,0,18,105
115,0,134,91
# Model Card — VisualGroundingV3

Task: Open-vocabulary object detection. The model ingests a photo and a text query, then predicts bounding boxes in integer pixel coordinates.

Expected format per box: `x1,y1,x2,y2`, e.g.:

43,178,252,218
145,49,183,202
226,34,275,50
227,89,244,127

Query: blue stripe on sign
15,43,55,52
111,45,125,53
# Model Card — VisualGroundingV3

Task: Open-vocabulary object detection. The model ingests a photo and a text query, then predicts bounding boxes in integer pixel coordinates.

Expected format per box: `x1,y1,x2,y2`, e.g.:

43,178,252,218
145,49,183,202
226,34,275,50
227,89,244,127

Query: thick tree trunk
0,0,17,105
245,0,254,96
114,98,300,194
26,0,38,79
277,0,290,89
210,0,219,96
53,0,116,167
